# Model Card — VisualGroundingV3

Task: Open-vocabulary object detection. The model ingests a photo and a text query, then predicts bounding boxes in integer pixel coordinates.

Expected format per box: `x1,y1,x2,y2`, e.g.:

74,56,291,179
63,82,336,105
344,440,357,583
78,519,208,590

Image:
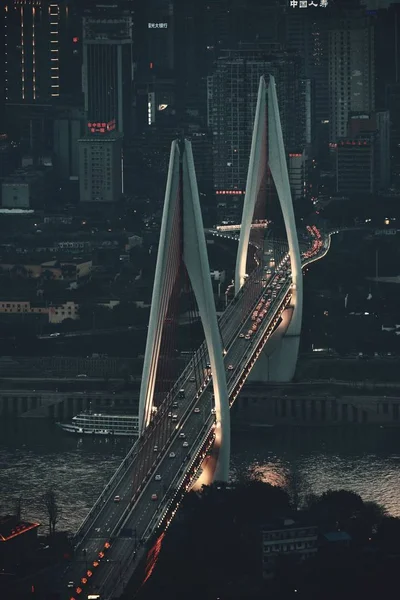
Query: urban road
59,238,328,600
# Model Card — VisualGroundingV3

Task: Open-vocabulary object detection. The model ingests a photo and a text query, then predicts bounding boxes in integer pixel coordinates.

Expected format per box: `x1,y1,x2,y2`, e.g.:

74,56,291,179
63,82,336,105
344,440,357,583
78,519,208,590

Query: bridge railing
76,232,326,545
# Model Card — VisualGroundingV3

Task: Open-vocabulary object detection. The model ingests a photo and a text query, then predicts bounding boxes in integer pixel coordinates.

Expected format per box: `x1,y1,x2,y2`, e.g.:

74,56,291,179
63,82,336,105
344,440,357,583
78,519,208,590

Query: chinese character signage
87,120,116,134
148,23,168,29
289,0,328,6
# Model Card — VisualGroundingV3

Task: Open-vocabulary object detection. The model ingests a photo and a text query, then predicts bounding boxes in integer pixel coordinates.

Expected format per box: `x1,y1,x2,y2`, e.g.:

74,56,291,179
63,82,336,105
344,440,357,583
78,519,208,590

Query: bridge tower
139,139,231,482
235,76,303,382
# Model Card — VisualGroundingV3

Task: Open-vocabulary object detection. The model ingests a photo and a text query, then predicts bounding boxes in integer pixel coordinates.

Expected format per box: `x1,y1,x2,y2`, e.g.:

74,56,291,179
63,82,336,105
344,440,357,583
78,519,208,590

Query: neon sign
289,0,328,6
87,120,116,134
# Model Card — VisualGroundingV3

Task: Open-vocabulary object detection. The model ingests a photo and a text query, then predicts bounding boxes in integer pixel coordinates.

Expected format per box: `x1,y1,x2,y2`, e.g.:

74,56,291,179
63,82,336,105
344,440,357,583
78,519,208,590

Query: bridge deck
58,233,330,600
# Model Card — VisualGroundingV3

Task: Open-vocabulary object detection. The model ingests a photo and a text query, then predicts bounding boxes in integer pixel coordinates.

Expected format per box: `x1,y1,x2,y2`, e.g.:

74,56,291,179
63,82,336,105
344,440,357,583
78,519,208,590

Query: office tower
82,4,134,134
335,110,390,195
375,4,400,186
385,84,400,186
375,4,400,109
286,9,331,148
78,133,123,203
133,0,176,131
4,0,80,104
235,0,286,45
328,10,375,142
146,0,175,74
53,107,85,179
335,139,375,195
207,47,308,198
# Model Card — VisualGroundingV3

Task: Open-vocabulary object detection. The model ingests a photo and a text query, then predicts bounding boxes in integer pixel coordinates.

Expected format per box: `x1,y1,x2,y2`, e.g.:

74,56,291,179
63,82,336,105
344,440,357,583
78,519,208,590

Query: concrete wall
0,390,138,420
233,386,400,427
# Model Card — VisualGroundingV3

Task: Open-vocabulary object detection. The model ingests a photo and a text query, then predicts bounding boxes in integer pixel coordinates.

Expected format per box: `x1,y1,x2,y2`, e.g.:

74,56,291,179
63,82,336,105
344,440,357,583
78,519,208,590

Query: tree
42,489,61,536
42,269,55,281
307,489,364,528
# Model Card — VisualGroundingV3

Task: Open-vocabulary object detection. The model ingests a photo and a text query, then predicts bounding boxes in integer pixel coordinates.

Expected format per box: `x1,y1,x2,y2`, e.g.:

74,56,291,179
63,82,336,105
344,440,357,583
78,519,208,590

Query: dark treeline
133,477,400,600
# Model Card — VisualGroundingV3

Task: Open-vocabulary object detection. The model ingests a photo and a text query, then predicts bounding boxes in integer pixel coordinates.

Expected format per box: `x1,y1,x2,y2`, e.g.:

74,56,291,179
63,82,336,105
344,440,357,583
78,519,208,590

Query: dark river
1,419,400,533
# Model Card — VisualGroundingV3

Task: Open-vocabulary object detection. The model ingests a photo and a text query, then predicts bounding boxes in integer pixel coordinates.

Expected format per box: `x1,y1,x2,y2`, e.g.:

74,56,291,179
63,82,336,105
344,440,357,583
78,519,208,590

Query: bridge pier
248,288,302,383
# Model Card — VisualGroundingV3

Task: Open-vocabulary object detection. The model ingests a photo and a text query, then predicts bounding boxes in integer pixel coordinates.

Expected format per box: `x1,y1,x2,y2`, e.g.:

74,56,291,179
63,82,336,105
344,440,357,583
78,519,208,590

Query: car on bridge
183,441,189,447
114,495,121,503
194,407,200,413
169,452,176,458
151,494,158,501
155,474,161,481
228,364,234,370
179,432,185,438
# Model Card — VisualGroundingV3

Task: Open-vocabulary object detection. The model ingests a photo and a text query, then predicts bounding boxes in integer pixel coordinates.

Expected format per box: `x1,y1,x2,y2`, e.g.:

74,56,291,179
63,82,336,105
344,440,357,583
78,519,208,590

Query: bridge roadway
61,235,329,600
60,273,294,599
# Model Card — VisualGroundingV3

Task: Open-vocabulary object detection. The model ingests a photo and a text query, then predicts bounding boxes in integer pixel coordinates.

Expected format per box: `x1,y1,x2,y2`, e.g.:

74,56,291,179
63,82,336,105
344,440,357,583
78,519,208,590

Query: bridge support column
139,139,230,482
248,288,302,383
235,75,303,382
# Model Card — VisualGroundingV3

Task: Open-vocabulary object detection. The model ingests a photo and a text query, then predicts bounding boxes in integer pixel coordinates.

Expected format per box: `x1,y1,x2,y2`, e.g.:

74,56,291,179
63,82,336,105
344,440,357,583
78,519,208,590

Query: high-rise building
335,139,374,195
4,0,81,104
133,0,176,132
207,47,308,197
375,4,400,187
347,110,390,192
78,133,123,203
374,4,400,109
53,106,85,180
328,10,375,142
286,8,331,147
82,4,134,134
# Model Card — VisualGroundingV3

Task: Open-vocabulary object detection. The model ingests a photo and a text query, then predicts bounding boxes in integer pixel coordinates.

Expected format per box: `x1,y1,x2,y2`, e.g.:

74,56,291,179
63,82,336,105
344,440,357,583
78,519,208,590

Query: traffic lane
101,282,293,586
75,280,288,584
63,285,289,594
79,394,206,575
90,403,217,592
224,287,290,373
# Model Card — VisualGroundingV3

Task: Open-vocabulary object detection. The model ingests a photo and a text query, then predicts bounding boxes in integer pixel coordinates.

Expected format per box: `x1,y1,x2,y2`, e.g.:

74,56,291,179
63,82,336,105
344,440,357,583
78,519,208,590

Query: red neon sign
87,120,116,134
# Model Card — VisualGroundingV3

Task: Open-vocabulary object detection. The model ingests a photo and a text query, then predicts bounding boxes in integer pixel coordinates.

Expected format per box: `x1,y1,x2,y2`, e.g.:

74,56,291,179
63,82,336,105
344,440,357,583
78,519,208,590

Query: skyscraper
207,47,308,197
4,0,80,104
82,3,134,134
328,9,375,141
286,8,331,146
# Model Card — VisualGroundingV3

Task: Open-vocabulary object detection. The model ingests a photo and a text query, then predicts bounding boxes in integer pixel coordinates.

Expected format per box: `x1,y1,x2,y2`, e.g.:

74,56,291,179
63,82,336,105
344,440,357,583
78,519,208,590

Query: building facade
207,47,308,197
328,10,375,142
286,8,331,147
4,0,80,104
1,166,51,208
78,133,123,203
335,139,374,195
262,519,318,579
82,6,134,135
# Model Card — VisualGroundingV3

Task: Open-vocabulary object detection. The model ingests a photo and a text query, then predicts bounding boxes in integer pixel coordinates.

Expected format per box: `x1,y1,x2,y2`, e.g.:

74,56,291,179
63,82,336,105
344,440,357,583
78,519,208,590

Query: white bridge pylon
138,139,231,482
235,75,303,381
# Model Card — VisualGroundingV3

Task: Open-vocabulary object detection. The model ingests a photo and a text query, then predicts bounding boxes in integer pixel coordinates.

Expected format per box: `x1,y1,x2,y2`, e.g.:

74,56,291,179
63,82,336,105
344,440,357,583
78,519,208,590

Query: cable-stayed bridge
60,76,332,600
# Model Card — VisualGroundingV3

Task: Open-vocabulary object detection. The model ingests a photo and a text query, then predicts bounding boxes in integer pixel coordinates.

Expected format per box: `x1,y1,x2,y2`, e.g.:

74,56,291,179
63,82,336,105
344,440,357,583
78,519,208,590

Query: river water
1,419,400,532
